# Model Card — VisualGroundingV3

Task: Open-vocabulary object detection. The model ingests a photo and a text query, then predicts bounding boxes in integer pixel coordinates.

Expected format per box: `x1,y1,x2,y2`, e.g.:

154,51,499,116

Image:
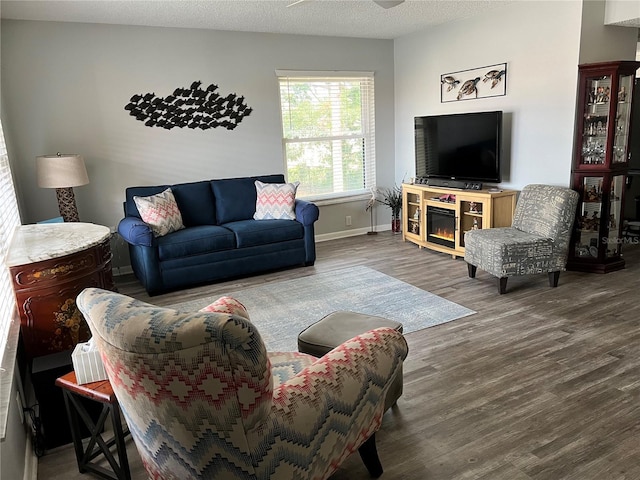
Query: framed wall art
441,63,507,103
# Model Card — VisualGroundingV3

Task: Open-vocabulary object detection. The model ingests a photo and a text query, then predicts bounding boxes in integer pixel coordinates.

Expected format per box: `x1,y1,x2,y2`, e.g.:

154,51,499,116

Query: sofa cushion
212,174,285,224
157,225,235,261
254,180,299,220
170,181,217,226
134,188,185,237
126,181,216,227
222,219,304,248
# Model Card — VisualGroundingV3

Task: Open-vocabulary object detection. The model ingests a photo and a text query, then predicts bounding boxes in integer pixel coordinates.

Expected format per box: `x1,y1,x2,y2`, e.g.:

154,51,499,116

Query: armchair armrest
295,199,320,226
118,216,154,247
248,327,408,479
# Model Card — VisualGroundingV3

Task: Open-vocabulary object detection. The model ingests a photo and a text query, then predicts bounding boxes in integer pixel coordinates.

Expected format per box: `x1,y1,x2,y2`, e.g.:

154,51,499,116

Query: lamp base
55,187,80,222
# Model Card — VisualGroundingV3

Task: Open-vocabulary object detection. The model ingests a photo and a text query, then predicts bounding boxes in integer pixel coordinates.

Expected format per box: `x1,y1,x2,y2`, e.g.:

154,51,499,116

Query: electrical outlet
346,216,352,226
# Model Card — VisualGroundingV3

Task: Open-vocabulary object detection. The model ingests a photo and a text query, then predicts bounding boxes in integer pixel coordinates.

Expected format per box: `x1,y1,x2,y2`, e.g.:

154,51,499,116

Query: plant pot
391,216,401,234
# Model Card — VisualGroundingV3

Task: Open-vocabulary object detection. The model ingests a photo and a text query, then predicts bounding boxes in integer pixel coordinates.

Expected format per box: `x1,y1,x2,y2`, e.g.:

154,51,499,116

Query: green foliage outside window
280,76,373,198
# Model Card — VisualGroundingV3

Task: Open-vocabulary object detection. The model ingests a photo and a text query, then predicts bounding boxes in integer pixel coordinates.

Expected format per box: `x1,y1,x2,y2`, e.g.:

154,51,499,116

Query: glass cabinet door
605,175,625,258
571,173,626,266
613,74,635,165
574,176,603,258
581,76,610,166
403,188,422,239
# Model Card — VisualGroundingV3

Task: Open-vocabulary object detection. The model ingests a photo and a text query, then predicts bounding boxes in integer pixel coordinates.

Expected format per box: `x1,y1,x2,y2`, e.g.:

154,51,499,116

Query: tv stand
402,183,517,258
414,177,483,190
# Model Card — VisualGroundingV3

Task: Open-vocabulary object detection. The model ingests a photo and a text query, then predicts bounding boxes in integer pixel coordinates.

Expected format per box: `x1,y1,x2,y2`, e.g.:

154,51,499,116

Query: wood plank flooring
38,232,640,479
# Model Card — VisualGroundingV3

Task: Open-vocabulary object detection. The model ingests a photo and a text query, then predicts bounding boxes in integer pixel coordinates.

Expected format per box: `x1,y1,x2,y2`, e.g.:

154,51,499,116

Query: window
277,71,376,200
0,119,20,358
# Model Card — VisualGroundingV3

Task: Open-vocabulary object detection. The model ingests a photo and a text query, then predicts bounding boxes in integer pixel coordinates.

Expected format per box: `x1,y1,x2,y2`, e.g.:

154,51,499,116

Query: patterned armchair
464,184,579,294
76,288,408,479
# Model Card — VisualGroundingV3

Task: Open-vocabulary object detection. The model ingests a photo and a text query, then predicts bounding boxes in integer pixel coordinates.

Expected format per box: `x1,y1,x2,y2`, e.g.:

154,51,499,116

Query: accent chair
464,184,579,294
76,288,408,479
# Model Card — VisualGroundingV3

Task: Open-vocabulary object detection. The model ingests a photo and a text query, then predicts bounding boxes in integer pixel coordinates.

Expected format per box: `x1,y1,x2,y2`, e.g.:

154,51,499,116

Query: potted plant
378,185,403,234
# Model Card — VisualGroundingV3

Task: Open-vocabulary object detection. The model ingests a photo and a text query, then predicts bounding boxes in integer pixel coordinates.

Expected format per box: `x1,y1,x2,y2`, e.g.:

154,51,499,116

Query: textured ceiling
0,0,514,39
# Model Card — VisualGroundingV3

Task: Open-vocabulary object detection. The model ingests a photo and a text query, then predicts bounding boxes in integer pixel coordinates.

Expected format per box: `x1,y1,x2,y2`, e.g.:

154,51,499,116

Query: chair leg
548,271,560,287
467,263,477,278
498,277,508,294
359,433,383,478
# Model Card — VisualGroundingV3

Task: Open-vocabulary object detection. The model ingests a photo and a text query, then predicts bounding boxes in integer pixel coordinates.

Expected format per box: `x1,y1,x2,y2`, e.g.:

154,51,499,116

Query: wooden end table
55,371,131,480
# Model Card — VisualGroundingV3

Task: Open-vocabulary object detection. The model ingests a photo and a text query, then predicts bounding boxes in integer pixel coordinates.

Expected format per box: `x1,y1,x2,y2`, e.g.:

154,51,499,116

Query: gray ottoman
297,311,404,411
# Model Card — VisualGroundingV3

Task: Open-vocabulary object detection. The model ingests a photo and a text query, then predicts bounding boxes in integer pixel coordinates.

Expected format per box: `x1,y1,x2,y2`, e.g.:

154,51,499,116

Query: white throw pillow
253,180,299,220
133,188,185,237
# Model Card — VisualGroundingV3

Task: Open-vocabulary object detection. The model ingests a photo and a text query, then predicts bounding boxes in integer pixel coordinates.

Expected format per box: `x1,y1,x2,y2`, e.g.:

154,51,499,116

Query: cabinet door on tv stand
403,187,424,242
457,197,486,249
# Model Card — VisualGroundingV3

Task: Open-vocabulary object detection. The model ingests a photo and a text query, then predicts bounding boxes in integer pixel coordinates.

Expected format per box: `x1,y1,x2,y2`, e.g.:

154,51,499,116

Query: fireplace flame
430,228,455,241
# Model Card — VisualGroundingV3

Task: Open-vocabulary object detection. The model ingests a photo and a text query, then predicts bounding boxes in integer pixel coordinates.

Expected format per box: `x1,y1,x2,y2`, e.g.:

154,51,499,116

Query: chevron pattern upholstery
133,187,185,237
253,180,299,220
464,184,579,294
76,288,408,480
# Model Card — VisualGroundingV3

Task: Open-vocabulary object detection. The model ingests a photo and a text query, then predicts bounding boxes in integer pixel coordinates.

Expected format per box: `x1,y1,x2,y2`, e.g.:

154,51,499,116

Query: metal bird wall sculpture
124,81,253,130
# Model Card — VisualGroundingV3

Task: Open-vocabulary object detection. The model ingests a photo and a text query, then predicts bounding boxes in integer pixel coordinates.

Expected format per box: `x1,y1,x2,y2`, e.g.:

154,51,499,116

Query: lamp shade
36,154,89,188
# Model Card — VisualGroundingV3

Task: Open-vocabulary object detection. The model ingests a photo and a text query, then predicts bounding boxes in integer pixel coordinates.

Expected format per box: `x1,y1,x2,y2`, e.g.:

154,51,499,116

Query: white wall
0,20,395,237
394,1,585,190
580,0,638,63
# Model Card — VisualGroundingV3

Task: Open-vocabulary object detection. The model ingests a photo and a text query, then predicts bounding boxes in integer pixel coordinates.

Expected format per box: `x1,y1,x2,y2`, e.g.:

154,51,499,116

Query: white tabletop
6,222,111,267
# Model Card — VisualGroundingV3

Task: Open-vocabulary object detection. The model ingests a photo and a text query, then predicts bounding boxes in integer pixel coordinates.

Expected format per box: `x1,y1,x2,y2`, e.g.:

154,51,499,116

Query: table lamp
36,153,89,222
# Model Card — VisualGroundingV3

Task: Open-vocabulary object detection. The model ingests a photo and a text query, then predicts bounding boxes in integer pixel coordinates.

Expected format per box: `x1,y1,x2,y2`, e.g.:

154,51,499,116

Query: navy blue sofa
118,174,319,295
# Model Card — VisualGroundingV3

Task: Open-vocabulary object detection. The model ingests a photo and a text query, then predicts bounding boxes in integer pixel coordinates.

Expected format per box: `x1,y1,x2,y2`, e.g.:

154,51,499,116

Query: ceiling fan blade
372,0,405,8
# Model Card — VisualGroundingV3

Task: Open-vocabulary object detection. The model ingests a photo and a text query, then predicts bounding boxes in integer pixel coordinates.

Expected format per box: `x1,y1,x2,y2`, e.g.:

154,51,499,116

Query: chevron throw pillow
133,188,185,237
253,180,299,220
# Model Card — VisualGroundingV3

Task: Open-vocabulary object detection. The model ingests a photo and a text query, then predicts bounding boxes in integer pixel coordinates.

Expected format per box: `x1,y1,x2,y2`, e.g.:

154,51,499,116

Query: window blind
0,120,21,358
277,70,376,199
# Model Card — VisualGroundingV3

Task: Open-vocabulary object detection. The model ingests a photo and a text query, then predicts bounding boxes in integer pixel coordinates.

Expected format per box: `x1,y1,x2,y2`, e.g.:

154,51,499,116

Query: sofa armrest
295,199,320,226
118,217,154,247
248,327,407,478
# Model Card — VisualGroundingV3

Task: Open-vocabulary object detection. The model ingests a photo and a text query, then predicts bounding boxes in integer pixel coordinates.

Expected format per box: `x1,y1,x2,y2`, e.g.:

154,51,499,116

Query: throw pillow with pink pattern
253,180,299,220
133,188,184,237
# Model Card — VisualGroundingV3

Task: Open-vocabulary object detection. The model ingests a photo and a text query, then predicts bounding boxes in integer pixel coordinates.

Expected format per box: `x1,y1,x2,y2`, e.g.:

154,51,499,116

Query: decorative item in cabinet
7,223,115,360
568,60,639,273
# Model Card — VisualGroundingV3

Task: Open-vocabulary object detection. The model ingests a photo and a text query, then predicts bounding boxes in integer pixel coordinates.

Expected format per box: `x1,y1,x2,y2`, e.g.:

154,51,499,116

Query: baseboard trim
24,433,38,480
316,225,390,242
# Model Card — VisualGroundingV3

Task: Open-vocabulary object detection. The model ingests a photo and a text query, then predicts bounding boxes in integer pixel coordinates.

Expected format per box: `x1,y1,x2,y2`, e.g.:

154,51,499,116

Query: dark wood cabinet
568,61,640,273
8,224,114,359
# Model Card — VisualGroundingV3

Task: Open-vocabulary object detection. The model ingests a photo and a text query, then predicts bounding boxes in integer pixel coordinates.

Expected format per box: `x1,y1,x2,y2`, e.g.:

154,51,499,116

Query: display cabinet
567,60,640,273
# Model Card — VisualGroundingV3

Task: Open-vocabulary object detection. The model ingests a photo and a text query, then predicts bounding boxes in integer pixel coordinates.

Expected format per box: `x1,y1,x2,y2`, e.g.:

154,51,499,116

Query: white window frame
0,119,20,362
276,70,376,203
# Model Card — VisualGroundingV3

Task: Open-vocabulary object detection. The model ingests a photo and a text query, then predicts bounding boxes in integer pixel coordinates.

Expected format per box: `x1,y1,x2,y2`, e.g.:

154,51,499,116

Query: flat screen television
414,111,502,184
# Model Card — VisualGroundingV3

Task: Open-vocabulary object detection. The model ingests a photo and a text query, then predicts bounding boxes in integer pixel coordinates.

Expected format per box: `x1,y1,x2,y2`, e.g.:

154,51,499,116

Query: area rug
170,265,475,351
